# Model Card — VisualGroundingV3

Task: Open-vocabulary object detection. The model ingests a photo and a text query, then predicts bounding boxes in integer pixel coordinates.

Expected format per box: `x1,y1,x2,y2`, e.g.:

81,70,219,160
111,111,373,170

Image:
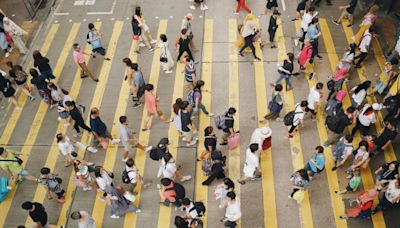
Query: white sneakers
145,146,153,153
111,139,121,145
138,43,146,47
200,5,208,10
83,186,92,191
150,40,157,44
87,146,98,153
189,5,196,10
181,176,191,182
110,214,120,219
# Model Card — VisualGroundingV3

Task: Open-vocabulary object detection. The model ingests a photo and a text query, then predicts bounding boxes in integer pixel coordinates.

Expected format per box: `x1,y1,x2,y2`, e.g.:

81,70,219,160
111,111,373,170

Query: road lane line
277,22,314,228
194,18,213,228
124,20,167,228
228,18,241,227
0,23,59,146
253,19,278,228
0,22,80,228
297,19,348,228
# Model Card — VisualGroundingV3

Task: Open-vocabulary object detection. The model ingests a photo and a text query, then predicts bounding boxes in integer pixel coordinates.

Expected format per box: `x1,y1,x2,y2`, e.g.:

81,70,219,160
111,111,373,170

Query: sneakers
5,52,10,58
133,102,142,108
139,43,146,47
181,175,192,182
294,38,299,47
339,215,348,220
136,209,142,213
145,146,153,153
150,40,157,44
201,5,208,10
165,70,173,74
186,140,197,146
332,20,340,25
331,166,337,171
309,72,315,80
122,157,128,162
111,139,121,144
110,214,120,219
74,133,82,138
189,5,196,10
58,117,62,121
87,146,98,153
347,24,352,28
208,113,214,117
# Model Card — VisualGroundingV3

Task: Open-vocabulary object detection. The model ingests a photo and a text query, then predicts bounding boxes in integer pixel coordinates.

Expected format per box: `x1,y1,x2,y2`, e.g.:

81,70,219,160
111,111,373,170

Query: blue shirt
133,72,145,87
90,116,107,135
308,155,325,172
305,24,319,40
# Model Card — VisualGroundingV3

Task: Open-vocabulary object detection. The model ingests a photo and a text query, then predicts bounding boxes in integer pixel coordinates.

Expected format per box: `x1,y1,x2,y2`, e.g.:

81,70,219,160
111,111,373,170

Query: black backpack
326,115,341,133
86,31,91,44
165,182,186,200
121,169,133,184
283,105,302,126
189,201,206,217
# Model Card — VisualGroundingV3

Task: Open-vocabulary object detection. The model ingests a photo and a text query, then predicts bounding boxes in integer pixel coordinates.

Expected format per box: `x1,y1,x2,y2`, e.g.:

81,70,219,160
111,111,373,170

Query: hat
273,10,281,15
372,103,383,111
186,13,193,19
258,127,272,138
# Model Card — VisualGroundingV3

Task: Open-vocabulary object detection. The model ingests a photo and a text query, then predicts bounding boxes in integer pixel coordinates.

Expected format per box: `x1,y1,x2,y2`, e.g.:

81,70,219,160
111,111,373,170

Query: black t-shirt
179,37,190,50
380,162,399,180
132,22,141,36
374,127,397,147
346,0,358,14
69,107,84,123
279,60,294,75
268,16,278,32
31,75,48,90
34,57,51,73
223,114,234,133
29,202,48,226
204,136,217,152
180,111,191,132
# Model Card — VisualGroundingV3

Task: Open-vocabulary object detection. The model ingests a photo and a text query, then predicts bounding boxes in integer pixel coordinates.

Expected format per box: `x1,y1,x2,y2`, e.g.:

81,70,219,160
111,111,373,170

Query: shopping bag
262,136,272,150
227,133,240,150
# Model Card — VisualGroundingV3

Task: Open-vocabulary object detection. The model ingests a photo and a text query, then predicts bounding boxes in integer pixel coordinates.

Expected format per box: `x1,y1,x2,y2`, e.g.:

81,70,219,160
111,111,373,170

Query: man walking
66,101,92,137
73,43,98,82
0,147,36,185
90,107,120,146
21,201,63,228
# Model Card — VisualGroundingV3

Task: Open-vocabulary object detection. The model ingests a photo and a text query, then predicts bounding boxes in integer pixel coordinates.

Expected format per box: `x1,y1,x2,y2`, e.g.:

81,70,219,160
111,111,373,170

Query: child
336,170,361,195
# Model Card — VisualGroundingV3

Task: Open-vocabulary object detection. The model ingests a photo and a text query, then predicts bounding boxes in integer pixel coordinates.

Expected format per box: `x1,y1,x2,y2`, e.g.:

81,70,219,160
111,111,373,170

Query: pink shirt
333,65,350,81
144,90,158,114
298,44,313,66
73,50,84,64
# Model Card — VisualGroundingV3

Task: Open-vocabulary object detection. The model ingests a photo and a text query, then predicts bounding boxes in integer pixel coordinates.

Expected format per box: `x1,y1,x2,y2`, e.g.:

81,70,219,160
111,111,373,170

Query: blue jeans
275,72,292,90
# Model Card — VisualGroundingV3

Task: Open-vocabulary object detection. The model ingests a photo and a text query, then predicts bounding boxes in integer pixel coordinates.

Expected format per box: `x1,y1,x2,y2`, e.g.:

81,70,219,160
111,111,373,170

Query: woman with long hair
159,34,174,74
33,50,56,80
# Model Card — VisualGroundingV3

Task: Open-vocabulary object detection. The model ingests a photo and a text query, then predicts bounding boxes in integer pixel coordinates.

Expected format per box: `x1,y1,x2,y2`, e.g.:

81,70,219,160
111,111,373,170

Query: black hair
346,106,356,114
160,178,172,186
56,133,63,143
315,145,324,153
344,135,353,143
227,191,236,200
122,57,132,66
0,147,4,155
135,6,142,17
160,34,167,42
181,198,191,206
88,23,94,30
228,107,237,115
180,101,190,109
358,141,369,151
354,81,371,94
29,68,39,78
126,158,135,167
70,211,82,220
73,43,79,49
316,82,324,90
131,63,138,71
223,178,235,190
275,84,283,92
298,169,310,181
40,167,51,175
194,80,205,89
163,152,173,164
390,58,399,66
145,84,154,91
119,115,127,124
300,100,308,107
181,28,188,35
21,201,33,210
249,143,259,152
204,126,213,136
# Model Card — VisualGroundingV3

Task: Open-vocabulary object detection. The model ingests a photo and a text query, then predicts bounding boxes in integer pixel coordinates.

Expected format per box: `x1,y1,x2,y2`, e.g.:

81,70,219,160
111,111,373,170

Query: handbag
262,136,272,150
132,34,140,41
160,44,168,63
268,95,282,113
227,133,240,150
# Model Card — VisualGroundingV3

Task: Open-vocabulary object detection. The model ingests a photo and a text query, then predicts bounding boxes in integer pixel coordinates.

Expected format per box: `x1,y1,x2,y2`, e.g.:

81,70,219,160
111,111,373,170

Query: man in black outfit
268,10,280,48
65,101,92,137
202,150,226,186
21,201,63,228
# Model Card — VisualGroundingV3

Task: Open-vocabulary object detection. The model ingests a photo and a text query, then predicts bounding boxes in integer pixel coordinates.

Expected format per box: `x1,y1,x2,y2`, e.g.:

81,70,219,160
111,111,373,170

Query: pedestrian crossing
0,16,399,228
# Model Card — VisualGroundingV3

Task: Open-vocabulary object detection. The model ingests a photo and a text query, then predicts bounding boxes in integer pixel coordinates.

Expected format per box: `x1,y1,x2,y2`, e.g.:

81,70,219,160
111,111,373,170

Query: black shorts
305,107,317,115
55,189,65,199
346,185,354,192
92,47,106,56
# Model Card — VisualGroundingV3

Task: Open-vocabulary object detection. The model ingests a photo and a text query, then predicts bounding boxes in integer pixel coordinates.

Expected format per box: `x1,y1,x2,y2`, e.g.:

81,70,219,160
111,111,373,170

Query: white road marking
85,0,96,5
87,0,117,15
83,18,87,21
69,19,73,22
74,0,85,6
54,12,70,16
111,18,115,21
169,15,173,18
96,18,101,21
155,16,159,19
281,0,286,11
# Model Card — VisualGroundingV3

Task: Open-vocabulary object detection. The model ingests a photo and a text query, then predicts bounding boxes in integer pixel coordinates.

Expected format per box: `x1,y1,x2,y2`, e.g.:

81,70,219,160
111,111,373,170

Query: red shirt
162,182,176,203
298,44,313,66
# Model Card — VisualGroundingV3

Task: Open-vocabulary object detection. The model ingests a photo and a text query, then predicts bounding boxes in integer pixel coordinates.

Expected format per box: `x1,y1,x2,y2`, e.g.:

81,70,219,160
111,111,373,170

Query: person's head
184,56,192,63
304,39,311,46
135,6,142,16
386,119,397,130
6,61,13,68
389,58,399,67
204,126,214,136
355,80,372,94
181,198,191,206
71,151,78,160
185,13,193,20
21,201,34,211
65,100,75,109
56,133,64,143
226,191,236,201
275,84,283,92
344,135,353,144
94,166,105,177
163,152,173,163
180,101,190,111
160,178,172,186
160,34,167,43
228,107,237,116
388,162,397,171
315,145,324,155
122,57,132,66
90,107,99,117
345,106,356,116
353,170,360,177
272,10,281,18
287,52,295,62
249,143,259,153
369,4,379,14
194,80,205,90
29,68,39,78
315,82,324,90
126,158,135,168
88,23,95,30
73,43,80,51
48,83,57,90
181,28,188,36
131,63,139,71
145,83,154,92
32,50,43,60
300,100,308,109
223,178,235,190
175,98,183,106
358,141,369,152
310,17,319,25
0,147,6,157
298,169,310,181
70,211,82,220
119,115,128,125
40,167,51,177
307,6,315,13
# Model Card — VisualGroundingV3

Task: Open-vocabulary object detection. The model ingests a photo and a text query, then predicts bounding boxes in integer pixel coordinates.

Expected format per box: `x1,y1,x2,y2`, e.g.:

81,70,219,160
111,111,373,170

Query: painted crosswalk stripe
277,23,314,228
0,22,80,227
296,19,347,228
253,19,278,228
125,19,168,228
193,18,213,228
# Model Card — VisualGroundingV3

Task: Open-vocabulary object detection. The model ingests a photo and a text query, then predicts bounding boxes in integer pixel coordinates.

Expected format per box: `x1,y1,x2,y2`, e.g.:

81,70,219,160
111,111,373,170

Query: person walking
371,58,398,95
262,0,278,15
272,52,298,91
332,0,358,27
288,169,309,200
0,72,21,109
351,103,379,137
324,106,355,147
159,34,174,74
134,6,157,46
295,6,317,46
335,170,361,195
104,185,141,219
352,5,379,44
287,101,308,139
331,135,354,171
235,0,251,14
198,126,217,161
305,17,322,60
32,50,56,80
37,167,66,204
202,150,227,186
122,58,145,107
131,16,142,54
124,158,146,193
214,178,235,208
70,211,96,228
306,82,323,120
94,166,114,192
304,146,325,180
260,84,283,122
372,179,400,213
176,28,196,62
189,80,213,116
0,11,13,58
90,107,120,147
21,201,63,228
158,152,191,182
0,147,36,185
221,191,241,228
183,56,197,93
350,80,371,108
118,115,150,162
268,10,280,48
73,43,98,82
354,29,374,68
5,61,34,100
87,23,111,60
181,14,196,51
171,98,183,136
220,107,237,146
239,16,261,61
189,0,208,10
3,17,28,54
143,83,169,131
56,133,97,167
298,39,315,79
326,59,352,100
180,101,198,146
65,101,92,137
29,68,55,107
238,143,261,185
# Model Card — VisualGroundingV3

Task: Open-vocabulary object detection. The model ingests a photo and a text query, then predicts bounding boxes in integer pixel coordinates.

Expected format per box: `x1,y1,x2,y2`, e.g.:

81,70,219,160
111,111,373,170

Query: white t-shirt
186,202,199,219
307,87,320,110
243,149,259,177
162,160,177,179
358,106,376,126
78,211,96,228
385,179,400,202
126,165,138,184
96,172,113,190
301,13,314,32
351,86,366,106
242,20,255,38
359,31,371,53
293,104,305,126
58,137,74,156
354,149,369,164
395,36,400,54
225,199,242,222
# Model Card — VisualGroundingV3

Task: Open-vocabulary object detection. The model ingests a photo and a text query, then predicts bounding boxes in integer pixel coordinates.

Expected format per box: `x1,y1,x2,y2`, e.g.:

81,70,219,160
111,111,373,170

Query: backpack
201,158,214,176
214,111,231,130
121,169,133,184
149,148,165,161
189,201,206,217
86,31,91,44
166,181,186,200
187,89,196,105
0,177,9,202
283,105,302,126
326,115,342,133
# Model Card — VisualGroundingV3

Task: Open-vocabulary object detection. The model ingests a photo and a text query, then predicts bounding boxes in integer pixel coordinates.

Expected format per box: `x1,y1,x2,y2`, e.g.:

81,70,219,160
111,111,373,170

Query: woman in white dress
159,34,174,74
56,133,97,167
238,143,261,185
